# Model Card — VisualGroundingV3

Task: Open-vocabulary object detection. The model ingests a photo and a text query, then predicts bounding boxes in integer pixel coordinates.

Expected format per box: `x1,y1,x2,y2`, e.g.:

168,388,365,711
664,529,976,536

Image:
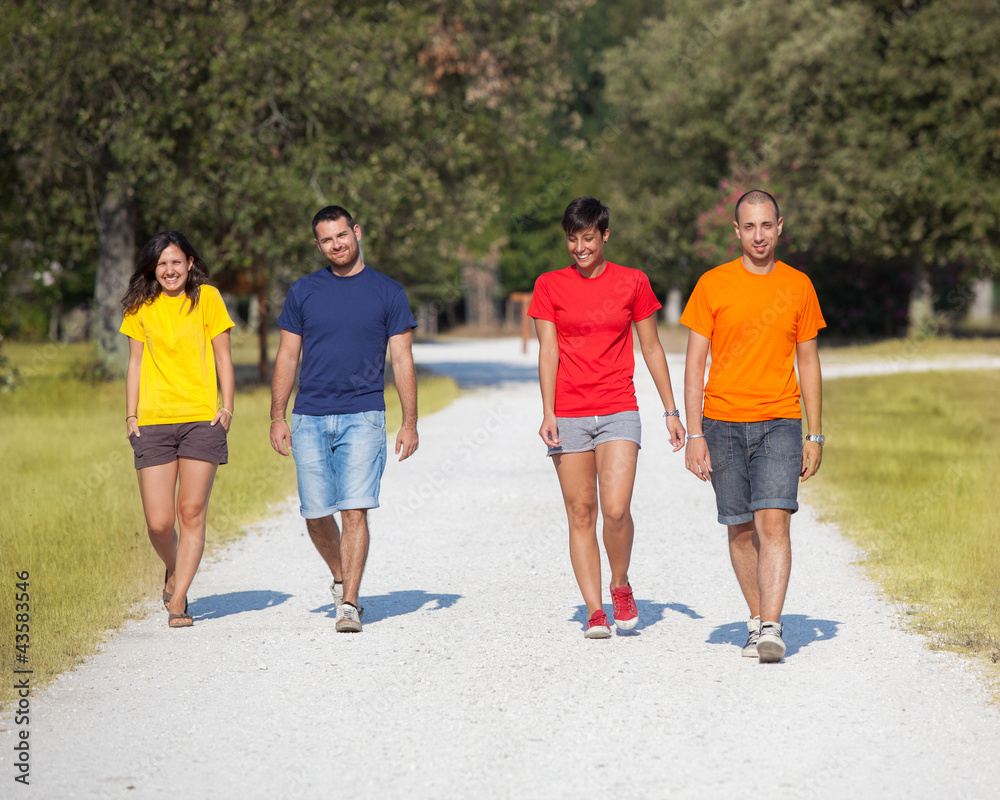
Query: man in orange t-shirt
680,189,825,663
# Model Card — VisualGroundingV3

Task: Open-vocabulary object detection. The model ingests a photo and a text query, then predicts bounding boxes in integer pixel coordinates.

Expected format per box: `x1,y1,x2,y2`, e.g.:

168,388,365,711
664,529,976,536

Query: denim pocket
764,418,802,462
702,417,734,469
361,410,386,430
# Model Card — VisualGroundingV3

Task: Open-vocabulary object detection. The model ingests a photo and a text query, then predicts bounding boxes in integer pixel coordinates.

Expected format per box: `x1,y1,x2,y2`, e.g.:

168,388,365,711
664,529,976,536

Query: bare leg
754,508,792,623
728,521,761,619
339,509,370,607
594,440,639,590
165,457,219,616
305,515,343,582
552,452,602,615
136,461,180,596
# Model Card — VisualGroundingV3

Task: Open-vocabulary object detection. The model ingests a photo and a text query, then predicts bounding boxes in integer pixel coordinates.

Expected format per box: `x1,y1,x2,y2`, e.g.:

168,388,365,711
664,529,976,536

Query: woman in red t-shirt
528,197,686,639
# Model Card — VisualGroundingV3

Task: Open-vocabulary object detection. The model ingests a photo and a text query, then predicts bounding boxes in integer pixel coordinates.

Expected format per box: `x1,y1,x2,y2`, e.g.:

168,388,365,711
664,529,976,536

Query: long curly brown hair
121,231,210,316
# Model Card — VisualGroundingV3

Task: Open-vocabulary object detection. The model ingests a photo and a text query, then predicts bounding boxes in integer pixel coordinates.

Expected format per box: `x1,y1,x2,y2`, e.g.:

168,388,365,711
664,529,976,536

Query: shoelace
587,611,608,628
611,586,635,616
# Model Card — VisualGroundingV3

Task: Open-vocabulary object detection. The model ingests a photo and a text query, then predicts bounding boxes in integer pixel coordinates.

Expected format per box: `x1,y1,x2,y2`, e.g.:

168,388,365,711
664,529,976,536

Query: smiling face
733,201,783,271
566,225,609,272
155,244,193,296
314,217,363,272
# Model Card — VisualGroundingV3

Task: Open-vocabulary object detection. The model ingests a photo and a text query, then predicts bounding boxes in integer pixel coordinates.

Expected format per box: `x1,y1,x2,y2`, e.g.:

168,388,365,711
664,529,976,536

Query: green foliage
601,0,1000,309
0,0,576,333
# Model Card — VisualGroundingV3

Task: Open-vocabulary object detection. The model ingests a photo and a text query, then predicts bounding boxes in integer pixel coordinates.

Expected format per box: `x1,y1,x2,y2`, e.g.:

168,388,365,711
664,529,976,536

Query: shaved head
734,190,780,224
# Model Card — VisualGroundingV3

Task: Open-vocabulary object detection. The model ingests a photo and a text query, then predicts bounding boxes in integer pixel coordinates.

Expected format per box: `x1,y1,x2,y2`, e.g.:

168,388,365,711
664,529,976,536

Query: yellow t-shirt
680,259,826,422
120,286,235,424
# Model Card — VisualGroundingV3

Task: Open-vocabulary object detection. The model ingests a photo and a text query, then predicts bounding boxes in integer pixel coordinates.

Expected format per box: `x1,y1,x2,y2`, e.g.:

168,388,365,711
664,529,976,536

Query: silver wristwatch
805,434,825,446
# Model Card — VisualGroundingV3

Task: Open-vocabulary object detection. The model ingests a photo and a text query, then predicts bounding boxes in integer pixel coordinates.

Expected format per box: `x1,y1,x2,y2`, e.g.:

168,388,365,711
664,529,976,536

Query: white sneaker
757,621,786,663
742,617,761,658
330,580,344,608
336,602,363,633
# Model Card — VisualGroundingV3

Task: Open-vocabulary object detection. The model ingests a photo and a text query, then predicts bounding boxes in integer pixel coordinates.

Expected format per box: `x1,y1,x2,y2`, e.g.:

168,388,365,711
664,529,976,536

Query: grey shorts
546,410,642,456
129,421,229,469
702,417,801,525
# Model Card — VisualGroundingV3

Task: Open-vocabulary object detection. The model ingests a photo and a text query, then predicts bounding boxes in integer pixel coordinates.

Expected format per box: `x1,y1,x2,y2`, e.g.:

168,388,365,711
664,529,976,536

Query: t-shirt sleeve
795,276,827,342
119,309,143,341
527,275,554,321
631,271,662,321
387,287,418,337
276,283,303,335
203,288,235,339
679,276,715,338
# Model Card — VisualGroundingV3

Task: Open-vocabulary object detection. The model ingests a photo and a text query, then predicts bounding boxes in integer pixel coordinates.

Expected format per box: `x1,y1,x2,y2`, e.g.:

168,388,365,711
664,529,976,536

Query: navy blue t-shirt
277,265,417,415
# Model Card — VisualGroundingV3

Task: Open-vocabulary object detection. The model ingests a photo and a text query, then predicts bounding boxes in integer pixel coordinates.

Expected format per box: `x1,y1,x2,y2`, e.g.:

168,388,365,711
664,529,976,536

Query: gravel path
3,338,999,799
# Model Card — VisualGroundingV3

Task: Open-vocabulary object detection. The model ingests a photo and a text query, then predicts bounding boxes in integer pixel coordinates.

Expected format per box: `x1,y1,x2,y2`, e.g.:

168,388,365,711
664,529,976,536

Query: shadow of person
310,589,461,625
190,590,293,620
707,613,840,657
571,599,704,635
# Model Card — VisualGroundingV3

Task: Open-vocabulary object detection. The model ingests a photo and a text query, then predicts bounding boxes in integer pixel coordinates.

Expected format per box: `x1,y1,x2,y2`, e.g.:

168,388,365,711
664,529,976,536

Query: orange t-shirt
679,259,825,422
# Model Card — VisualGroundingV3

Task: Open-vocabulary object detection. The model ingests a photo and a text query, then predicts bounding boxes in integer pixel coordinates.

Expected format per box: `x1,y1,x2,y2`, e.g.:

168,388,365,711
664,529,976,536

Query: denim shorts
702,417,802,525
291,411,387,517
546,410,641,456
129,420,228,469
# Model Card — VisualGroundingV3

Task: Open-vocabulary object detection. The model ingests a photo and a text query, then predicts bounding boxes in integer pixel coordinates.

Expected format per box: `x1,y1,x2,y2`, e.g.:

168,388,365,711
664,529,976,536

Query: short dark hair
311,205,356,237
561,196,610,236
734,190,780,224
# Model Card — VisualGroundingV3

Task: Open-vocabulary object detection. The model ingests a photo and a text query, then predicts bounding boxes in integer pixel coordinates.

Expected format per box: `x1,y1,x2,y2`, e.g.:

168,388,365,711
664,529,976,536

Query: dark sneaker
757,621,786,663
584,609,612,639
336,601,363,633
610,583,638,630
742,617,761,658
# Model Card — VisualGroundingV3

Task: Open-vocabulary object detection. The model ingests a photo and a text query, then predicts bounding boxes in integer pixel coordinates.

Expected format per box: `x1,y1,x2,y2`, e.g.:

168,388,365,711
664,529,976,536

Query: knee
176,502,207,529
146,521,175,541
601,505,631,530
565,501,597,531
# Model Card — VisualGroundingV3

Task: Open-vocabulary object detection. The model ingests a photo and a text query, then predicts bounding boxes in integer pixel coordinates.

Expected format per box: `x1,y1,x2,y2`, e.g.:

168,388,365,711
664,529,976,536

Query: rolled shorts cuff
749,498,799,515
718,511,755,526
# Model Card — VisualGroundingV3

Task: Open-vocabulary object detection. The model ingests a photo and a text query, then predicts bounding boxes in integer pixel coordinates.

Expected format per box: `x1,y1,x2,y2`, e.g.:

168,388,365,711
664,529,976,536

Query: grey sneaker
742,617,761,658
335,602,363,633
757,621,786,663
330,580,344,608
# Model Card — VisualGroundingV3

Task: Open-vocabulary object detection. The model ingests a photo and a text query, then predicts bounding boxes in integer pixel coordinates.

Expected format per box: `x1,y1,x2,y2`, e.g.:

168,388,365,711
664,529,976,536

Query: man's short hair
562,196,610,235
312,205,356,237
734,190,780,224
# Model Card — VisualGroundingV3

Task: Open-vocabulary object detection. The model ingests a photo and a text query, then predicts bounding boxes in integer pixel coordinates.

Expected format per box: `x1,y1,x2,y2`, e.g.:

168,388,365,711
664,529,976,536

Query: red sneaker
610,583,638,630
584,609,611,639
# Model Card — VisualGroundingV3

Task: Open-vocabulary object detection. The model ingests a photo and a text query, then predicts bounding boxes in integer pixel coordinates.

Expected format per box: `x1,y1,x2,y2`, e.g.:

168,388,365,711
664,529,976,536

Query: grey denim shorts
546,410,642,456
702,416,802,525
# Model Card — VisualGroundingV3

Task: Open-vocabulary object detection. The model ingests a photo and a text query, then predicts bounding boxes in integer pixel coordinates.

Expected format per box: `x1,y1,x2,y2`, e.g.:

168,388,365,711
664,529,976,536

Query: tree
600,0,1000,334
1,1,576,373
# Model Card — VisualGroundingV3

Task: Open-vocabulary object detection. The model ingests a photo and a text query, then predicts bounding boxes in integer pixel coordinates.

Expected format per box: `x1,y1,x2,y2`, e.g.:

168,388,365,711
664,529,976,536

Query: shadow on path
190,590,293,620
571,599,704,635
310,589,461,625
708,613,840,657
418,360,538,387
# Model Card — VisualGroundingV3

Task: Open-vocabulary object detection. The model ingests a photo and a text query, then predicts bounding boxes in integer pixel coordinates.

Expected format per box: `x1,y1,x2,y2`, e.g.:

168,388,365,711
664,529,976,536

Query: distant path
2,338,998,799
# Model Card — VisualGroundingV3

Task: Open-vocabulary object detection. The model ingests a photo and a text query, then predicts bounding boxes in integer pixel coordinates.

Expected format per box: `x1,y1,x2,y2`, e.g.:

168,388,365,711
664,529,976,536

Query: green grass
811,369,1000,682
0,340,458,708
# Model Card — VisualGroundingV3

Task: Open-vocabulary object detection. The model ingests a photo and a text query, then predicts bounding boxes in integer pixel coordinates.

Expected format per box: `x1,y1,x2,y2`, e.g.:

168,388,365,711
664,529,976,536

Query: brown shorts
129,420,228,469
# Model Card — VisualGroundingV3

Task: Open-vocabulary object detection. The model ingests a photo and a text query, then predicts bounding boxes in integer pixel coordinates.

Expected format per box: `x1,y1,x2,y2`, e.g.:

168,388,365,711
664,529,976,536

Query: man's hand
801,440,822,481
270,419,292,456
685,438,712,481
395,423,418,461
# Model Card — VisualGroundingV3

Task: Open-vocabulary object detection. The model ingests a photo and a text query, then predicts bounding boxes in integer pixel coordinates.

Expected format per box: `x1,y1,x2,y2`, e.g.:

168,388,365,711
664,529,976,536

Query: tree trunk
906,253,934,338
93,180,135,377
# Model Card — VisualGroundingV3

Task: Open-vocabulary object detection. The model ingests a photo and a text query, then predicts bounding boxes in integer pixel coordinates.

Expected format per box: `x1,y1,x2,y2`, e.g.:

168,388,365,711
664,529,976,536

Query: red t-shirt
528,262,662,416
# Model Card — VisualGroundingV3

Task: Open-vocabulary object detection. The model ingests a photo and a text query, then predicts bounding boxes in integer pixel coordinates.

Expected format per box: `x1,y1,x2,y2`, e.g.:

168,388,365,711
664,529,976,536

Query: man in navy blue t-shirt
270,205,418,633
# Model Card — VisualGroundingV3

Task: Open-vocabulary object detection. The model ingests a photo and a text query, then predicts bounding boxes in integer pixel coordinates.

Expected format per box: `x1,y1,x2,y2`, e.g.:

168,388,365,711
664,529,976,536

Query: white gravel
3,337,1000,799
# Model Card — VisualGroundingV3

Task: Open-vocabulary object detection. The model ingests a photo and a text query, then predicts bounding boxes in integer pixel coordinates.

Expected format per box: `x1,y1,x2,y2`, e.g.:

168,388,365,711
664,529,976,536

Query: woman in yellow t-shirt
120,231,235,628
